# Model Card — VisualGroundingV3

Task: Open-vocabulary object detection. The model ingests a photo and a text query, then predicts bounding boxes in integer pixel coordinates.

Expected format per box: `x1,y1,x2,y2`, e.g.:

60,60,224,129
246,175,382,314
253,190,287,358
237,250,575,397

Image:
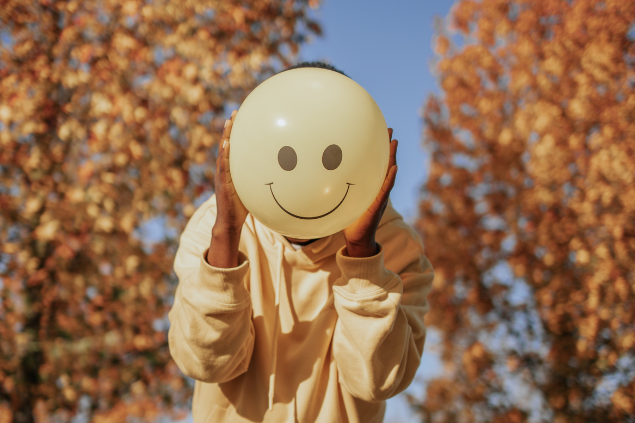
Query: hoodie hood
253,198,403,264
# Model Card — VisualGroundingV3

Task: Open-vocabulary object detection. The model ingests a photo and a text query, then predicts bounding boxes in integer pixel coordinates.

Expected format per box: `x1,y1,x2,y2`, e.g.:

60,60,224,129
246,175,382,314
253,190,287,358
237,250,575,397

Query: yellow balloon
229,68,389,239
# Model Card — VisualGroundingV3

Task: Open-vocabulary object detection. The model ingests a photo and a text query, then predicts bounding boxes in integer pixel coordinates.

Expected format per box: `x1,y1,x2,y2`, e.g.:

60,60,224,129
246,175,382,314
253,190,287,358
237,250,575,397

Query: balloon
229,68,389,239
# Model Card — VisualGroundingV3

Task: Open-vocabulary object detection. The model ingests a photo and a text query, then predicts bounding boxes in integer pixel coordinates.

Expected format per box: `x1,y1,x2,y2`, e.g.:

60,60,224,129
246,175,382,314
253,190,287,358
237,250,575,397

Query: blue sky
299,0,456,224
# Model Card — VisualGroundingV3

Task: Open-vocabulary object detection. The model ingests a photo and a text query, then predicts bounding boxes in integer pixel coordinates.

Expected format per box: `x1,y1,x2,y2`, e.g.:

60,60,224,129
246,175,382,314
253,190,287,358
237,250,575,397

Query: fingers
220,110,237,148
370,128,398,214
217,110,238,182
385,127,397,178
377,164,398,206
366,163,398,216
386,138,398,178
389,138,397,166
225,142,236,184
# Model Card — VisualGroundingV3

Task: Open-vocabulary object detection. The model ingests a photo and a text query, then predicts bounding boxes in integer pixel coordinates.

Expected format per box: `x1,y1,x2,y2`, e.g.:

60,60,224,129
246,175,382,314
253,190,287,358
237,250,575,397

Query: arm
168,219,254,383
331,234,434,402
333,127,434,400
168,111,254,383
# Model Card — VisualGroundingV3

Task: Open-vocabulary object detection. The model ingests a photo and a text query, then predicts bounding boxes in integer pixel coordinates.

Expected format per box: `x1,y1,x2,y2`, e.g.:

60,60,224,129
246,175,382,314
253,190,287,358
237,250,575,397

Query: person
168,62,435,423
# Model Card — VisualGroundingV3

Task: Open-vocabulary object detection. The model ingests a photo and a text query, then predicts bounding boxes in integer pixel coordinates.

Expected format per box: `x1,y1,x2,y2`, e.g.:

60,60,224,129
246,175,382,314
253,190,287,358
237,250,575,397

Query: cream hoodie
168,194,434,423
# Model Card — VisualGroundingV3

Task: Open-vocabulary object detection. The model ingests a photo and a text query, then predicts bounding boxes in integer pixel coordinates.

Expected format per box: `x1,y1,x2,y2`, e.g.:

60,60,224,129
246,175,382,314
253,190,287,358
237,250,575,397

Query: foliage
0,0,320,421
415,0,635,422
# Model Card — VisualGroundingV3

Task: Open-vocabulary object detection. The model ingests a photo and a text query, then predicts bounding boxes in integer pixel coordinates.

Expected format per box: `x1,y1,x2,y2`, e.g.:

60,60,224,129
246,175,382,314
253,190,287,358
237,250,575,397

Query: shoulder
184,193,218,235
376,200,428,273
377,200,424,254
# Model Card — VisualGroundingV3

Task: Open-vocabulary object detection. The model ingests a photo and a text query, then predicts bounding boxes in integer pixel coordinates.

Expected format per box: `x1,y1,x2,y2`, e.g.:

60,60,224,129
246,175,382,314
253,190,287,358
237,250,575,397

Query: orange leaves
183,84,204,105
441,74,461,92
77,44,94,64
532,100,562,133
54,244,76,261
476,16,496,46
125,255,140,275
119,212,136,234
542,54,566,79
579,314,600,343
58,118,80,142
621,330,635,351
112,32,139,57
436,35,451,56
133,107,148,123
462,342,492,381
128,140,144,160
0,404,12,423
0,105,11,123
567,97,592,120
1,243,19,255
581,40,622,84
420,0,635,420
34,220,60,242
13,39,35,59
453,1,480,34
94,216,115,233
90,93,114,117
133,334,154,351
611,388,634,415
88,120,111,154
498,127,514,146
77,160,94,184
121,0,140,16
182,62,198,82
169,106,189,129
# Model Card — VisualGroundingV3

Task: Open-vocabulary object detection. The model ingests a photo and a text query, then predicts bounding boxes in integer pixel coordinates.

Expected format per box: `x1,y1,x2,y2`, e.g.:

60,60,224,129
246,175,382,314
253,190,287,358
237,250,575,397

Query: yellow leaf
34,220,60,242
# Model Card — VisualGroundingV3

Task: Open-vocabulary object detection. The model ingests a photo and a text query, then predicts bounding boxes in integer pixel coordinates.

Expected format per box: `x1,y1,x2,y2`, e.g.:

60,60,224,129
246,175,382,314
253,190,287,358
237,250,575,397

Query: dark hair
283,61,349,78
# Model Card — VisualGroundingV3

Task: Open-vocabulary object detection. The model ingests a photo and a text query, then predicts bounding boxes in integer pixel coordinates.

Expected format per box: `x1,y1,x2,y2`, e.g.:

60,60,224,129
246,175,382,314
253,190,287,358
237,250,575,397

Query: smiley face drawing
229,68,389,239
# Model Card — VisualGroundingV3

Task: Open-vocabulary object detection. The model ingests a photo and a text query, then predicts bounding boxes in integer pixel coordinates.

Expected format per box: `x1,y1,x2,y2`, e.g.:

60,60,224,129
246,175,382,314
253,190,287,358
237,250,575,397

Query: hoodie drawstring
269,242,284,411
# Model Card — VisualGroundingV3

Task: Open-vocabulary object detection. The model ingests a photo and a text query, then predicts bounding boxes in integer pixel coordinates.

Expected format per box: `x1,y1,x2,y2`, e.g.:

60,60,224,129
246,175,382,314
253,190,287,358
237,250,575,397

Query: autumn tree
415,0,635,422
0,1,320,422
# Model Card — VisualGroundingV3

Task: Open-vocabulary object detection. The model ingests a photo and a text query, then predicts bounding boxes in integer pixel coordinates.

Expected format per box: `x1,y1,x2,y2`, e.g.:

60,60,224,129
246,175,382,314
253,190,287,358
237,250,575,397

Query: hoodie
168,193,434,422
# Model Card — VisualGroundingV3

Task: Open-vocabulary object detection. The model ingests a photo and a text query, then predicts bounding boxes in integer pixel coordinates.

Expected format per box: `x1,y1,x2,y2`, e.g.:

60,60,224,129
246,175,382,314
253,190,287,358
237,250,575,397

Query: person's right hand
213,110,248,234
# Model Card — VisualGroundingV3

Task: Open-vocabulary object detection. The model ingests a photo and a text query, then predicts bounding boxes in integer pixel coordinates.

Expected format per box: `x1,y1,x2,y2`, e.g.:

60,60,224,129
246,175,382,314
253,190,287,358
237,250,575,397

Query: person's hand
342,128,398,258
207,111,248,268
213,110,248,233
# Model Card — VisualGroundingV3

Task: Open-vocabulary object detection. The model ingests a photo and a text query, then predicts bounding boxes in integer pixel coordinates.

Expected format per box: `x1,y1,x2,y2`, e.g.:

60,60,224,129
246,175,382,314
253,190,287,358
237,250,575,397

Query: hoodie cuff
194,247,251,309
334,243,397,296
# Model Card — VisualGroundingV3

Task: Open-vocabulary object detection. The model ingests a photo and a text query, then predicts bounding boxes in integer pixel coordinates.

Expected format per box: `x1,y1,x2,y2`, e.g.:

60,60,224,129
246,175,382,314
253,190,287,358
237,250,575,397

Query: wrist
208,224,242,268
345,240,378,258
212,223,242,239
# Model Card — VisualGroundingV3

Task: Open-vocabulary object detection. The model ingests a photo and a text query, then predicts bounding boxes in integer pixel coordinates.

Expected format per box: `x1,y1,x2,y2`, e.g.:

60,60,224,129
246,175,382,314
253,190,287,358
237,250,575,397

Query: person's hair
282,61,349,78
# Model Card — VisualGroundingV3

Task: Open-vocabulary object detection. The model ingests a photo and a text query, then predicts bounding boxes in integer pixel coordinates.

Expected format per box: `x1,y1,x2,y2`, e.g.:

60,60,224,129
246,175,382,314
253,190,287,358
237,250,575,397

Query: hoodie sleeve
331,224,434,402
168,197,255,384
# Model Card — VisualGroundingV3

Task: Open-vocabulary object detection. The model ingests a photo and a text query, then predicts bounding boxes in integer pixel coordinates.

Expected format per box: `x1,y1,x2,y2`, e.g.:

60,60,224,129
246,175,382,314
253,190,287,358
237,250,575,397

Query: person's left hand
343,128,398,258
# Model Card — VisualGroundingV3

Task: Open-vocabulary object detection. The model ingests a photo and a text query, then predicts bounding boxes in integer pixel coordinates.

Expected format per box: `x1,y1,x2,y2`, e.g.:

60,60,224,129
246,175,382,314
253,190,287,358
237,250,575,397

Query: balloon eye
322,144,342,170
278,146,297,171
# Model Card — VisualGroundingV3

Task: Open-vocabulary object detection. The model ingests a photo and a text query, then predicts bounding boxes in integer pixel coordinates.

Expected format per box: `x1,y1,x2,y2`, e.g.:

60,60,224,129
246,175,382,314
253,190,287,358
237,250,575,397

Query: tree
415,0,635,422
0,1,321,421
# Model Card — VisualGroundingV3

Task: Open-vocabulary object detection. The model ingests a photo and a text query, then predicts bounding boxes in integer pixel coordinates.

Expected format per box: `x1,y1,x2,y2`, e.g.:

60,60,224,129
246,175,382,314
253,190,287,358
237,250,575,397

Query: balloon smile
265,182,354,220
